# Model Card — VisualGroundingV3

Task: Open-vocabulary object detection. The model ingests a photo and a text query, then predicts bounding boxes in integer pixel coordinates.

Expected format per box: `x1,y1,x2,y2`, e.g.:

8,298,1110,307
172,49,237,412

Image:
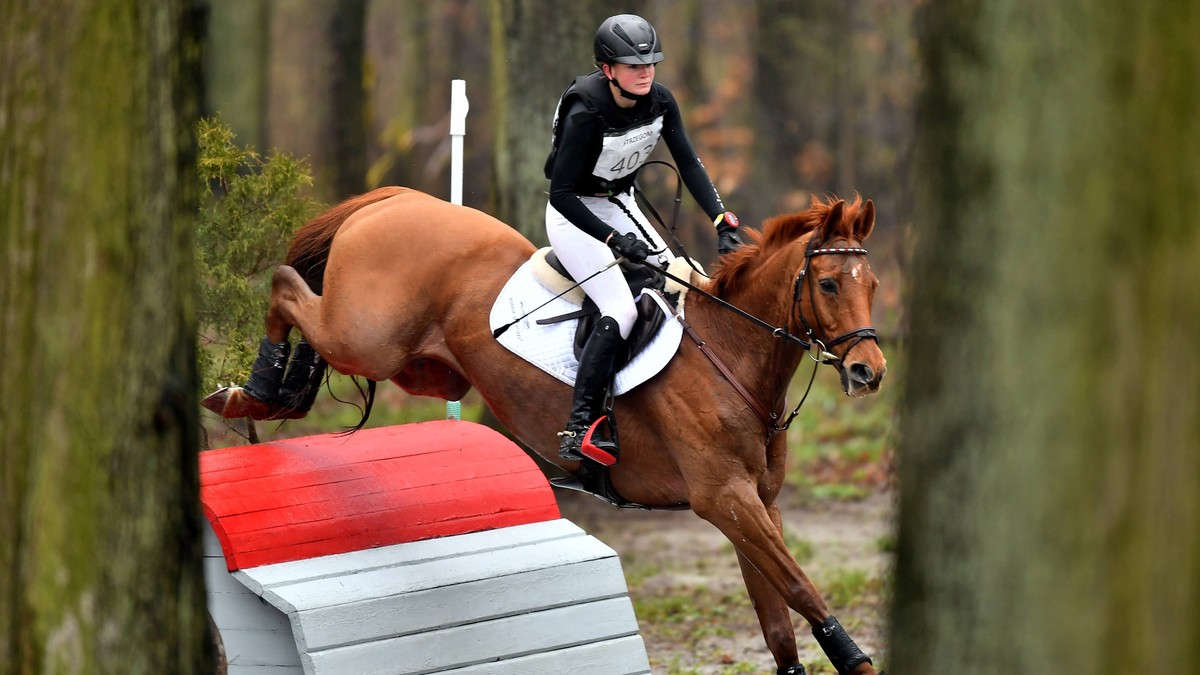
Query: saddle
529,248,696,368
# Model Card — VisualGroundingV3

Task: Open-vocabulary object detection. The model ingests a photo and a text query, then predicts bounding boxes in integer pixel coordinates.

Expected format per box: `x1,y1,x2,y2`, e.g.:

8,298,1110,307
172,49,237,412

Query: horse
204,186,887,674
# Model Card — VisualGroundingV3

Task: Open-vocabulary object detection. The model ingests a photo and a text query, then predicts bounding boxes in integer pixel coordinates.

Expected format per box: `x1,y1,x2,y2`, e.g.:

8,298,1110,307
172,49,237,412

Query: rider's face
604,62,655,97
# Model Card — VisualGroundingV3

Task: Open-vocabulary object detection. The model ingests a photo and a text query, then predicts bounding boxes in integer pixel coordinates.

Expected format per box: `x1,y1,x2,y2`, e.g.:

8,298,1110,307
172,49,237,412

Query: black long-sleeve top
546,70,725,242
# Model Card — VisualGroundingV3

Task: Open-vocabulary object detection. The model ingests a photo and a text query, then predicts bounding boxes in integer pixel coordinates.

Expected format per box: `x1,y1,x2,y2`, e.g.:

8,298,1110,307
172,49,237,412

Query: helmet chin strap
609,77,647,101
603,65,648,102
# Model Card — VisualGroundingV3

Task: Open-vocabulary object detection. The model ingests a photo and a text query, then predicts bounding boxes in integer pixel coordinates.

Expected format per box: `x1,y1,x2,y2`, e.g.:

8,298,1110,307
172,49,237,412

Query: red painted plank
200,421,560,570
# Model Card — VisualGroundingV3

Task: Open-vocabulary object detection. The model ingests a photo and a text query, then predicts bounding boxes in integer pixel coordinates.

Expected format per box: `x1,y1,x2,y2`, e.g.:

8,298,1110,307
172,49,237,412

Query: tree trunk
205,0,269,150
0,0,211,671
892,2,1200,673
328,0,368,200
489,0,605,244
268,0,367,202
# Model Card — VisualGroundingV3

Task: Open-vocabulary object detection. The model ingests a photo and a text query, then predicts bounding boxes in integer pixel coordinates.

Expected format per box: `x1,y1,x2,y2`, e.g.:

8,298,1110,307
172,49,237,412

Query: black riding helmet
594,14,664,65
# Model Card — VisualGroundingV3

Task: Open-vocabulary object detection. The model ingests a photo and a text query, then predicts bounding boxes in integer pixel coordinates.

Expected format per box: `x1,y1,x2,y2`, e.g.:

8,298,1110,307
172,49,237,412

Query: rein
649,237,878,441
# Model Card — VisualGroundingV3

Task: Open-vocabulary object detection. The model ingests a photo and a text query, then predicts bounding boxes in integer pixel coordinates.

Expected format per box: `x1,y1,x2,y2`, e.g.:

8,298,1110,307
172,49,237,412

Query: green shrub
194,117,321,395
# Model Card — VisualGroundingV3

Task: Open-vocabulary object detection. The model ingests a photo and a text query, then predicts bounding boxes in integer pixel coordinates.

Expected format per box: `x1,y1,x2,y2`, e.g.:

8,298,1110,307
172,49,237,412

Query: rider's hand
715,211,743,256
607,231,652,264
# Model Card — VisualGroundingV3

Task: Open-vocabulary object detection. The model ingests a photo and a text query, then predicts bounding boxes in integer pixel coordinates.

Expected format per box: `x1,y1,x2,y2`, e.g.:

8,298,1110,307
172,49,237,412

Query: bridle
607,173,879,441
757,235,879,438
792,234,879,368
663,231,879,442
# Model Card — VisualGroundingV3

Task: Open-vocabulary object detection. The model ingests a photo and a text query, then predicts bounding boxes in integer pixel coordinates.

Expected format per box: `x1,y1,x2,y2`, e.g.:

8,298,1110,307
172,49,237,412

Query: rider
545,13,743,464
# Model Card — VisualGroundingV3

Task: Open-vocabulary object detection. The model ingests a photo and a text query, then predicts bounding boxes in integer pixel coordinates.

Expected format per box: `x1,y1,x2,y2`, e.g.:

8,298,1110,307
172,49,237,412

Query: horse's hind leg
202,265,324,420
275,338,327,414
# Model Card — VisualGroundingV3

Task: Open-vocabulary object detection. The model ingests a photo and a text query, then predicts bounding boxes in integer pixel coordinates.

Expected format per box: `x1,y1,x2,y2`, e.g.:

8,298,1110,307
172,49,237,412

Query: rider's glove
715,211,743,256
607,231,652,264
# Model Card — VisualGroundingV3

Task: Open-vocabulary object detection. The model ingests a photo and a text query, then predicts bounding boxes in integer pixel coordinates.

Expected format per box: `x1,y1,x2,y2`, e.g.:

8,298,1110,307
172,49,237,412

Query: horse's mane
710,194,867,297
286,186,407,291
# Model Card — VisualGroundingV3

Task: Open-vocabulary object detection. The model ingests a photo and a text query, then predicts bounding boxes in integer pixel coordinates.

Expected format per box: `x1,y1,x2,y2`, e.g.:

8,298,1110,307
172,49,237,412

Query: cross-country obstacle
201,420,651,674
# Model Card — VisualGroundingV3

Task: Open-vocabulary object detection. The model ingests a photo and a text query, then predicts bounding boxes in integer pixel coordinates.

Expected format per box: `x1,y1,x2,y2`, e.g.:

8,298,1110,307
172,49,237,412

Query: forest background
4,0,1197,673
206,0,916,268
200,0,915,445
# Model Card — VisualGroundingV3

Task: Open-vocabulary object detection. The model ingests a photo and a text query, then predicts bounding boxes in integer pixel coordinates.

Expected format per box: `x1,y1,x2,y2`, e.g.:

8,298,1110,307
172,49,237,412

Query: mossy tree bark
893,1,1200,672
0,0,211,672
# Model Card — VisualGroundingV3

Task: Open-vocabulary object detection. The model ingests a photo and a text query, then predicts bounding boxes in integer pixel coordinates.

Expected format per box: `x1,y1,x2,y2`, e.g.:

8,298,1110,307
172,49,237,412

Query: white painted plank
208,518,299,666
448,635,652,675
226,666,304,675
209,590,290,632
204,520,227,558
206,554,251,595
294,556,631,651
207,529,296,633
236,519,586,594
303,596,641,674
219,627,302,668
254,535,617,612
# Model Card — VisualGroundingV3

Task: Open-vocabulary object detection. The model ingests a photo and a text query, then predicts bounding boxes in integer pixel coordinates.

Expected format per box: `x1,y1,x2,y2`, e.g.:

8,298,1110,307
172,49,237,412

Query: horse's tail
336,379,377,437
286,186,406,293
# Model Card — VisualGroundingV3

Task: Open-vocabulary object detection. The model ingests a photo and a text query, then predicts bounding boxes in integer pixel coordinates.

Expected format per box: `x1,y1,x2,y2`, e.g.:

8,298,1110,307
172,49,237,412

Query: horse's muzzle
843,361,886,397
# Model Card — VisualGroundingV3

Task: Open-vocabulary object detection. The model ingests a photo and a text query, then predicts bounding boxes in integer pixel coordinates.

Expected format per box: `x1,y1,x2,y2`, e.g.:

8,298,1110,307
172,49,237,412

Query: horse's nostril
849,362,875,384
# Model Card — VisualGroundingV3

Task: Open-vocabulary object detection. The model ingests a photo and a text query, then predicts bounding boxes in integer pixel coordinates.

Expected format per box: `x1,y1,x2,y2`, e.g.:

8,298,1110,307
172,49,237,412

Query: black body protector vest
544,71,667,196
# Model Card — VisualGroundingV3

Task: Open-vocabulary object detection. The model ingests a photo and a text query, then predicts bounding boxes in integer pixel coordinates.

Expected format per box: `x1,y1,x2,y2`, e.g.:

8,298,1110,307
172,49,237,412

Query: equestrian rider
545,13,744,463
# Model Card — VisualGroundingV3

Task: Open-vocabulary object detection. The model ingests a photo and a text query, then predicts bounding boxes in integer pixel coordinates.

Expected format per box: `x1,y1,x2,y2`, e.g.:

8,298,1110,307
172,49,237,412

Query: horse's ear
856,199,876,242
820,200,846,240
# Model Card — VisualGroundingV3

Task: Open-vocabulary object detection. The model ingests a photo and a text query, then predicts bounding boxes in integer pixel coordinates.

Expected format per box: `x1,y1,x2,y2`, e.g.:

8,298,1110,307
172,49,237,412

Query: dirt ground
554,485,896,675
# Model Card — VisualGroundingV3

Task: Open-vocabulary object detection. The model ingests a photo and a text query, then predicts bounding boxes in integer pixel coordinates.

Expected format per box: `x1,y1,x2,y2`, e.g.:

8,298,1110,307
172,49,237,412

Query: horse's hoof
201,386,235,415
202,386,271,420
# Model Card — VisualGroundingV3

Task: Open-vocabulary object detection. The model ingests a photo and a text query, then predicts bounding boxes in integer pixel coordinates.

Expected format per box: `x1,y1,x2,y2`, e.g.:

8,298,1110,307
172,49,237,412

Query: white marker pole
449,79,468,206
447,80,468,420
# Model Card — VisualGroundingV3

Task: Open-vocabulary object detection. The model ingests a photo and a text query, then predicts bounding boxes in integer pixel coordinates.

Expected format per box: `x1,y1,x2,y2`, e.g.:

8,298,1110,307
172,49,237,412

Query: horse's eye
819,279,838,294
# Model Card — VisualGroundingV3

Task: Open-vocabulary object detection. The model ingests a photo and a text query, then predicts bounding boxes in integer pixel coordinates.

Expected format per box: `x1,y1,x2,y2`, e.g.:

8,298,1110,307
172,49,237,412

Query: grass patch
785,530,816,563
783,352,899,502
817,567,881,610
632,584,750,630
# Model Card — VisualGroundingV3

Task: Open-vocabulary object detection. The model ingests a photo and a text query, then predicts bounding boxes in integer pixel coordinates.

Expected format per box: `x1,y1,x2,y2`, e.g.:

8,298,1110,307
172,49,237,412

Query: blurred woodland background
4,0,1197,673
196,0,917,445
205,0,918,262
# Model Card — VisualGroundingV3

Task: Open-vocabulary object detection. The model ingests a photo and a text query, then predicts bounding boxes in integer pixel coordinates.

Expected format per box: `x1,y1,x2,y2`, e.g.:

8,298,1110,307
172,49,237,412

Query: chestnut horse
205,186,886,674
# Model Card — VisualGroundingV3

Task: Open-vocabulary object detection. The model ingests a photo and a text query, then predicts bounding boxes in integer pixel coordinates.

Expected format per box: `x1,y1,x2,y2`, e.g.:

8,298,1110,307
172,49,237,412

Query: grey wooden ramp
201,422,651,675
206,518,651,674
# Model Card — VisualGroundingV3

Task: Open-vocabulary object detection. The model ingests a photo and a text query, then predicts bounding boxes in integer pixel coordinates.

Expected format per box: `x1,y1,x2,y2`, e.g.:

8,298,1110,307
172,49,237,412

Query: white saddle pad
489,257,685,396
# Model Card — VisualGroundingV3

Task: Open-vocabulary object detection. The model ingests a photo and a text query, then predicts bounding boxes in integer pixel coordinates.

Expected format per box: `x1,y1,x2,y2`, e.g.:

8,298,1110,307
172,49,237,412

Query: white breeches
546,191,673,339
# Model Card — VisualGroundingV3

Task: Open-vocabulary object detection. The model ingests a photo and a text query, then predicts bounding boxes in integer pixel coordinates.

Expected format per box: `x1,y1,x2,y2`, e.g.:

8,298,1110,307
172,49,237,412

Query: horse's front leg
692,480,877,675
736,505,800,673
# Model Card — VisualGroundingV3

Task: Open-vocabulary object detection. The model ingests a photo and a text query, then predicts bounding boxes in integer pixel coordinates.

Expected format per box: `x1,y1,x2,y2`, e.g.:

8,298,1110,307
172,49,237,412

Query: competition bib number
593,116,664,182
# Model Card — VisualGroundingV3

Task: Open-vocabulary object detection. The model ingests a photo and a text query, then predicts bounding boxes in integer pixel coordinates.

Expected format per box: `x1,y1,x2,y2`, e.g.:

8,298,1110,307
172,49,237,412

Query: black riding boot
558,316,624,465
